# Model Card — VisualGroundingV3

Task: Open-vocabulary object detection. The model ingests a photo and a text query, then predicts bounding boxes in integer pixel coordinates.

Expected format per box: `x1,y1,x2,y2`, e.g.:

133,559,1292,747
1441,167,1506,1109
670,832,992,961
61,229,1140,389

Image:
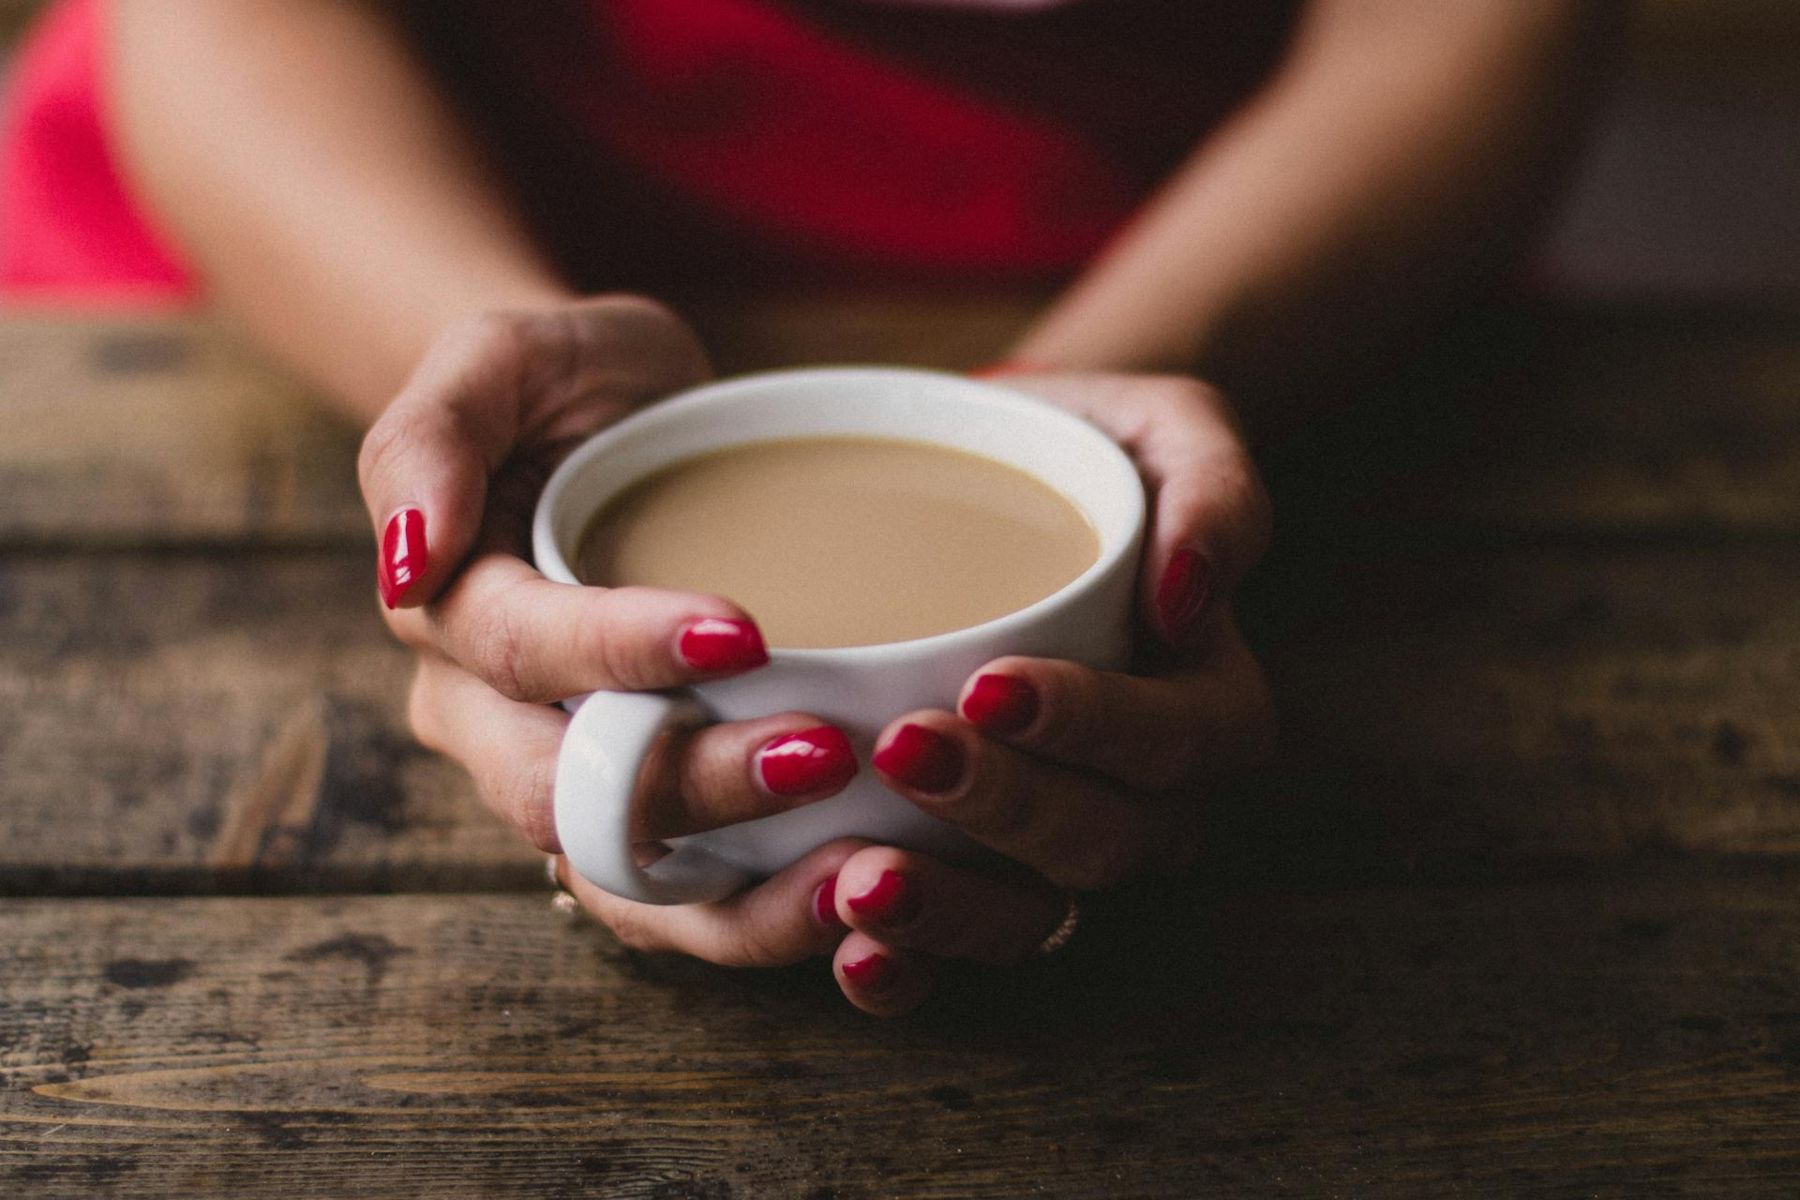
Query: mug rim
532,365,1146,664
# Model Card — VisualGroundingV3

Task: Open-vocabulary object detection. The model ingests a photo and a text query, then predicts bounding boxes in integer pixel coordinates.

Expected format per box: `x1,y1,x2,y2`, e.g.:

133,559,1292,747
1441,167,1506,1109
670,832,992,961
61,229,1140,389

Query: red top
0,0,1298,304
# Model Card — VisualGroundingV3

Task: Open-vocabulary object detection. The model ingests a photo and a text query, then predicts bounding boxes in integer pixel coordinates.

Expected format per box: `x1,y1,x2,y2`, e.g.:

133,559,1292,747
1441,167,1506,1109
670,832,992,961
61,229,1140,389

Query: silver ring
1036,890,1081,957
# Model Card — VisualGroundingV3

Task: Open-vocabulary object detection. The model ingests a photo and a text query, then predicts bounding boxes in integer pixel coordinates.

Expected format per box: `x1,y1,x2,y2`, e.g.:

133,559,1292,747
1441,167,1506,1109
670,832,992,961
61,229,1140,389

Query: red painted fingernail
1155,546,1212,641
962,674,1039,736
841,952,893,989
758,726,857,797
812,874,846,930
847,869,921,926
677,618,769,673
872,724,963,794
378,507,428,609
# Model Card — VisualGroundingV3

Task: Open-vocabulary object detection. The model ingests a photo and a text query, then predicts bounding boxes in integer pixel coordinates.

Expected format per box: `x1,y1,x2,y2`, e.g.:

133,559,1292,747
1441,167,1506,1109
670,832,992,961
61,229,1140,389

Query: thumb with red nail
361,298,877,977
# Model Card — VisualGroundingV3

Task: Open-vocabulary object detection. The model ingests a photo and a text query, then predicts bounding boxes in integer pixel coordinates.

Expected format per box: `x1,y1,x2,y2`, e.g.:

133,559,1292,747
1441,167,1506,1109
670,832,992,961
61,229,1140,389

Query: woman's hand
364,336,1273,1018
358,295,867,964
816,374,1278,1014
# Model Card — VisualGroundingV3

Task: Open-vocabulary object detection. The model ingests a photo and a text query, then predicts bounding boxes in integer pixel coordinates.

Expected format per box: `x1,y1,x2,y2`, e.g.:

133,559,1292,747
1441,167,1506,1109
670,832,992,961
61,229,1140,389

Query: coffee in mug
573,436,1100,649
533,368,1145,904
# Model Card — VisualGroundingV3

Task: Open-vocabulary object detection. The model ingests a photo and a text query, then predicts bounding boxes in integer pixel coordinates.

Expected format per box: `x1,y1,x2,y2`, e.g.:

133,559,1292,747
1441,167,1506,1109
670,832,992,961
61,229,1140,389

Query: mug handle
553,691,755,905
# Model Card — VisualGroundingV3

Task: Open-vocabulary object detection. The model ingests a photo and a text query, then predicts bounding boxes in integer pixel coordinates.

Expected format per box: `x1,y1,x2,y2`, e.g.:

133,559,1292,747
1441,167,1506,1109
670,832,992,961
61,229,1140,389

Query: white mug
532,367,1145,905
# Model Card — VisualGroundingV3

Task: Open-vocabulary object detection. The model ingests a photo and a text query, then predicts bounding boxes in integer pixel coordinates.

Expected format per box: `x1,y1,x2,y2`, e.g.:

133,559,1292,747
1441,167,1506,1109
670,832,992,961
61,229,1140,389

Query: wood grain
2,304,1796,890
0,553,533,895
2,306,1798,548
0,320,368,547
4,874,1799,1197
0,29,1794,1194
3,538,1799,891
0,301,1039,548
1370,307,1800,538
1246,542,1800,867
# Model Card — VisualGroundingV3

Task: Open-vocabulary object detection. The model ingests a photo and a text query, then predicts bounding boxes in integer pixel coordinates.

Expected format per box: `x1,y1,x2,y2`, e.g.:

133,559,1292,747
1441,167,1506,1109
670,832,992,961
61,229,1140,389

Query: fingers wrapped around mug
832,932,938,1018
956,641,1276,792
554,842,861,968
358,297,712,610
385,548,771,704
871,712,1184,892
823,849,1073,1016
406,656,858,854
977,373,1271,648
827,845,1071,966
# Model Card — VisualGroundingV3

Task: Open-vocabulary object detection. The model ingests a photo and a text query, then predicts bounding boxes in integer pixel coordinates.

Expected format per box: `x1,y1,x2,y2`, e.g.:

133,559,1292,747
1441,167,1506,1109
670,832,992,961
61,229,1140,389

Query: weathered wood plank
1244,542,1800,869
1367,307,1800,538
4,873,1800,1196
3,305,1798,546
3,540,1799,891
0,301,1038,549
0,552,534,894
0,320,368,547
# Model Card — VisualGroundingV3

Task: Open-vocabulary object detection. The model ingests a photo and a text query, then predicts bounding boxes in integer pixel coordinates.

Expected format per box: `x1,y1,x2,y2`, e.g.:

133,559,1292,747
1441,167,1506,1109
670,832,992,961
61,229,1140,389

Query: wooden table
3,297,1799,1196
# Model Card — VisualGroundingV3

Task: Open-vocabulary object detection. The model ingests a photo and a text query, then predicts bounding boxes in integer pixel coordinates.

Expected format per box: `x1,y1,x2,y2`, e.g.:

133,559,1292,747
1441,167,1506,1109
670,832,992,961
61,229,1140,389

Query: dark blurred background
2,0,1795,305
1536,0,1799,301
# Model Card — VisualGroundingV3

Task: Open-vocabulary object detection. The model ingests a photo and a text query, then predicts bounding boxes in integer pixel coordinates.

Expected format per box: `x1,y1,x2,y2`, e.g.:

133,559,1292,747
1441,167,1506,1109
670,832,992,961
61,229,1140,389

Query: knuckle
1162,376,1222,414
468,603,541,703
716,922,800,970
356,406,421,492
585,617,659,692
1141,377,1230,436
1168,458,1269,583
668,734,735,833
499,755,559,853
454,309,531,354
1057,819,1143,891
962,773,1034,843
435,310,537,391
1038,661,1101,744
599,906,667,954
595,292,684,331
590,295,711,387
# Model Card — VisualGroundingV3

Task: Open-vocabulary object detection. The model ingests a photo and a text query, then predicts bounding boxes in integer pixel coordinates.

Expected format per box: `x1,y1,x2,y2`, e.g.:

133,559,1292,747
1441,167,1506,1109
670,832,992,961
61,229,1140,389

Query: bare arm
107,0,1281,1002
110,0,571,419
1010,0,1619,417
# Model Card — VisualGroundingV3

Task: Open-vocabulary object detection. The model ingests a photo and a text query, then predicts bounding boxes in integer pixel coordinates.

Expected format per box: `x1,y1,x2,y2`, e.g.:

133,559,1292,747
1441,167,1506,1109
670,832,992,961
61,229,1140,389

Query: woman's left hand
820,372,1278,1014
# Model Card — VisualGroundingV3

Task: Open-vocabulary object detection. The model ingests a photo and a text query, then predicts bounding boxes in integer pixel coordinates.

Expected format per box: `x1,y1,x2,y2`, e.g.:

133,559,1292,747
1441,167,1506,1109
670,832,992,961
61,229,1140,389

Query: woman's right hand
357,296,868,961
